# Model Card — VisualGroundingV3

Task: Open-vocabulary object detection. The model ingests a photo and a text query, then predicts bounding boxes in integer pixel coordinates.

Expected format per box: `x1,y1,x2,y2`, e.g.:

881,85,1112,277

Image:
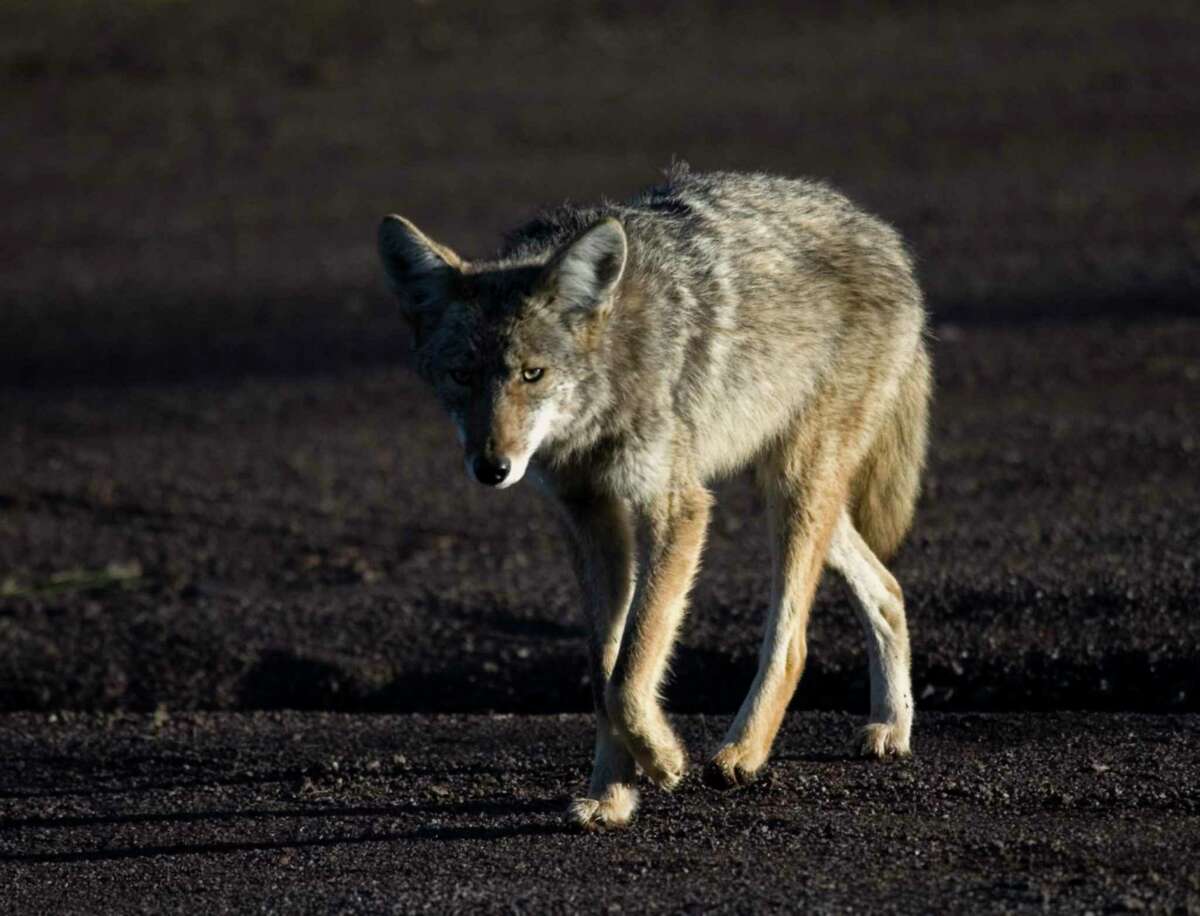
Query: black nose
472,455,511,486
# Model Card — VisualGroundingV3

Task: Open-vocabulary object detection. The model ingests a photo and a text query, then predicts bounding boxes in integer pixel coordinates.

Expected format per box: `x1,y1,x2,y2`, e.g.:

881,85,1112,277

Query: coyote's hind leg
827,509,913,757
705,438,845,789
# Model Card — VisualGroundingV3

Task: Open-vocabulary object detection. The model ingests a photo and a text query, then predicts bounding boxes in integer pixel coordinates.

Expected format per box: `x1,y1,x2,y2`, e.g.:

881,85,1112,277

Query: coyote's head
378,214,627,488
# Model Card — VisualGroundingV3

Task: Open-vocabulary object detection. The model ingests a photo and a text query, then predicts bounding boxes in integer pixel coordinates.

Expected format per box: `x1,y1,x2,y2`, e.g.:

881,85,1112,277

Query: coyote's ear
377,215,462,322
541,218,627,316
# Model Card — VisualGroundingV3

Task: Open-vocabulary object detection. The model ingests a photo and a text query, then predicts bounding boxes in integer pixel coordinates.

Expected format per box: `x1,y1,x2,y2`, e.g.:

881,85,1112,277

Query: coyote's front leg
605,485,712,792
560,493,640,829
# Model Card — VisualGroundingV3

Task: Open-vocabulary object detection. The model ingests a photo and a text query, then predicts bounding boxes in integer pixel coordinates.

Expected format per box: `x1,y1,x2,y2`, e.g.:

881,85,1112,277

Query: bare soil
2,712,1198,913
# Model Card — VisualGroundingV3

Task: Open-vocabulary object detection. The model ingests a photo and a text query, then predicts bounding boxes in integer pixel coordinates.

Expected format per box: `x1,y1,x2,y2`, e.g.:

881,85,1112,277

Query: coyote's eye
522,367,545,383
448,369,473,387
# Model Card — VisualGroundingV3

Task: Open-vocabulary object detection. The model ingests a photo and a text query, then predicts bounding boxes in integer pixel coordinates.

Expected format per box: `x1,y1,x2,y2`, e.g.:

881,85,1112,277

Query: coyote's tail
849,343,932,561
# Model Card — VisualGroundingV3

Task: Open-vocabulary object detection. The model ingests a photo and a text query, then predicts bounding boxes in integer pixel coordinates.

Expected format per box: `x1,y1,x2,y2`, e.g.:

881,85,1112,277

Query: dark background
3,1,1198,386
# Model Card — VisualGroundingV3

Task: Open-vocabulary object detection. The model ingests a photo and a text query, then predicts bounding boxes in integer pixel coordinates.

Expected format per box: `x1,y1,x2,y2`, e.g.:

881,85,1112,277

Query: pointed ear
540,218,627,316
377,214,462,318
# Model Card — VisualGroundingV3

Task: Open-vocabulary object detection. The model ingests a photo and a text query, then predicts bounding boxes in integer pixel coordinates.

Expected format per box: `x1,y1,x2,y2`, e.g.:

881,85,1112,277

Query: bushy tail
849,343,932,561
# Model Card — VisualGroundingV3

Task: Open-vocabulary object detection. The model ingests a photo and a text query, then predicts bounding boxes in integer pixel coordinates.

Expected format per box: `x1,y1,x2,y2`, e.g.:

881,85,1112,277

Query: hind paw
854,722,911,758
702,742,765,790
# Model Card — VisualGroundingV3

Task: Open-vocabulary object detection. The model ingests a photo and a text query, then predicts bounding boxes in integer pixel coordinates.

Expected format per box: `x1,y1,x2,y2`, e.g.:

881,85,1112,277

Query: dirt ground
2,712,1198,914
2,1,1199,912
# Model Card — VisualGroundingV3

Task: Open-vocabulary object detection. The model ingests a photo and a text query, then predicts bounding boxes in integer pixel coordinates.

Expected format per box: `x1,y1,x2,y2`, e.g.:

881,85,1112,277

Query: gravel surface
2,711,1197,913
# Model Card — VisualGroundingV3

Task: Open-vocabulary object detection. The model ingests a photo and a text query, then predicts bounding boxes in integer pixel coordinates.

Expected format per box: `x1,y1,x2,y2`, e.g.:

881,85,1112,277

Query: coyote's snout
450,369,558,489
378,167,931,829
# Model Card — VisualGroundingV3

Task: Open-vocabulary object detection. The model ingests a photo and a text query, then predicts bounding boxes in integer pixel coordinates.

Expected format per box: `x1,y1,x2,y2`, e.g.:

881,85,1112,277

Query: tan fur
849,344,932,560
560,494,639,828
606,484,712,790
492,378,535,457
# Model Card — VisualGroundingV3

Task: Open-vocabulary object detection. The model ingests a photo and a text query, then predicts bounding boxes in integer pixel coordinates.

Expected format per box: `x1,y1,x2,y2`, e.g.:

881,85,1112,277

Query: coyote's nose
472,455,511,486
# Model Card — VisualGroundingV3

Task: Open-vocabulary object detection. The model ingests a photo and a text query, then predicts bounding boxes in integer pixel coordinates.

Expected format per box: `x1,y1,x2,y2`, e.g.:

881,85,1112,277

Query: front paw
607,688,688,791
568,783,638,831
637,738,687,791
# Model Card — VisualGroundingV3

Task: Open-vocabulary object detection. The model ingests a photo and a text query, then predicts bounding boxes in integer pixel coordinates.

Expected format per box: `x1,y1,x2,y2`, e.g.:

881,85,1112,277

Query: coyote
378,167,931,829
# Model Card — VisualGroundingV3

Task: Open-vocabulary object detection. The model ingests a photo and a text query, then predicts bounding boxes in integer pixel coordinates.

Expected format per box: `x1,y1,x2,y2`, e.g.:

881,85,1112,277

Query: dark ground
2,712,1198,914
2,1,1199,912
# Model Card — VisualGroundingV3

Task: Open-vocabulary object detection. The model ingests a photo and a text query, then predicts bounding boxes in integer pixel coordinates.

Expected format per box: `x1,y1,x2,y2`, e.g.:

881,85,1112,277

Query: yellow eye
449,369,473,386
522,367,545,383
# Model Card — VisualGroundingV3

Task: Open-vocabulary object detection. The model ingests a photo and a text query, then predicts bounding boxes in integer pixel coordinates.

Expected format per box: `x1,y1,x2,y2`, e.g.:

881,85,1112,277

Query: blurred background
1,1,1197,715
3,0,1197,384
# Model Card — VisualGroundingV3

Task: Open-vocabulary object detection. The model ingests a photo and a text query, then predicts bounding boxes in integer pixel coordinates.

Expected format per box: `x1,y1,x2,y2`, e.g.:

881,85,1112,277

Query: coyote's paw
636,739,687,792
702,743,765,791
854,722,912,758
568,784,638,831
607,698,688,791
